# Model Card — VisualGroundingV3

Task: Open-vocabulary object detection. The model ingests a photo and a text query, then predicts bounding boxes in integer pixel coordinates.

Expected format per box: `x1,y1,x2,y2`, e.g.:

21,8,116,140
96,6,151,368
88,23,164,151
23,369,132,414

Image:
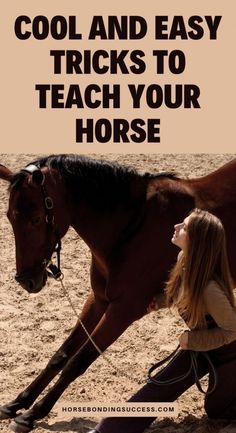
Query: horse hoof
0,405,20,420
0,406,11,420
9,418,34,433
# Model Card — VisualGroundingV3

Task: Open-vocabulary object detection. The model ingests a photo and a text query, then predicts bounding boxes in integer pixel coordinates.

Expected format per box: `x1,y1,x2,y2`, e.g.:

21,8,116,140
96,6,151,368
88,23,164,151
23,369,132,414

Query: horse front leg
0,292,107,421
9,300,137,433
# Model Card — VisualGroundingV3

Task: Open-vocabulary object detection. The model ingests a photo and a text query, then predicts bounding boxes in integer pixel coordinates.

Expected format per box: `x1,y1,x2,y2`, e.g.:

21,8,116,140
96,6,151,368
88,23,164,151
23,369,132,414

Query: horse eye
31,216,42,226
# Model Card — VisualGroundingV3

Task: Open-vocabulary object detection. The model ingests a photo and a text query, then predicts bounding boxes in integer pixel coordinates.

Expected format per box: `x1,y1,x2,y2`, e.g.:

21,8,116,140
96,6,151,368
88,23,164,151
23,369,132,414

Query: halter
21,164,62,280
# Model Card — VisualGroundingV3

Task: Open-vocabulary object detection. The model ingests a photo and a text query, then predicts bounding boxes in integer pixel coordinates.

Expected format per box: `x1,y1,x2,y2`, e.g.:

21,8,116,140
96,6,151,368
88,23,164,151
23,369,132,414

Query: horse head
0,163,70,293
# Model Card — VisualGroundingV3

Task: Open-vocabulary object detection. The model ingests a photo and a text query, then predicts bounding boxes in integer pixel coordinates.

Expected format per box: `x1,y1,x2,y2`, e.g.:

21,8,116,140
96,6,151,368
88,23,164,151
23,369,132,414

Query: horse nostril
14,272,43,293
15,275,35,292
29,280,35,291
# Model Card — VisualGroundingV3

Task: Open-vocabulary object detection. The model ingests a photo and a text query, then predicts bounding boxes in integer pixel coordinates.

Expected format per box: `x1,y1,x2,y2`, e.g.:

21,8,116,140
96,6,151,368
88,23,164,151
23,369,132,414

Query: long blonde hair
165,209,235,329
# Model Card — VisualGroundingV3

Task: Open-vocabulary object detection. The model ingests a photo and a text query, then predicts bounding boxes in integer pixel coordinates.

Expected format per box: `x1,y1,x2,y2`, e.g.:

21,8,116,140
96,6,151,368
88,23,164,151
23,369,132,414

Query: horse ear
0,164,13,182
32,169,45,185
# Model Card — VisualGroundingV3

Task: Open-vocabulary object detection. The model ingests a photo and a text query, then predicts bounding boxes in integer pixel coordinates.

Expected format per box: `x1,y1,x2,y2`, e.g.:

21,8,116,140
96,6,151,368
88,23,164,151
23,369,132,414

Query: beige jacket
187,281,236,351
156,280,236,351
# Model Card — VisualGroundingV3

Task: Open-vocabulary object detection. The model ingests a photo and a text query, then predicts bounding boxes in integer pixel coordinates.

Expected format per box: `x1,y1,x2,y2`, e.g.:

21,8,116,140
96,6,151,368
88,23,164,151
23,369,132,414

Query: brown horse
0,155,236,433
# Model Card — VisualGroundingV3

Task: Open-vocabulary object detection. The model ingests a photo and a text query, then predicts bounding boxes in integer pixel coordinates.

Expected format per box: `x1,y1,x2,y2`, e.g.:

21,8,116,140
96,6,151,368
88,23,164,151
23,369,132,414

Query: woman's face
171,216,190,251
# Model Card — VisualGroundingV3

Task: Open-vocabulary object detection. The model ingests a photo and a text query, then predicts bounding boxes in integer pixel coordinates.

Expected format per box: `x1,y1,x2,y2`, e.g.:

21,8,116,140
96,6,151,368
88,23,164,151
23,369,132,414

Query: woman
89,209,236,433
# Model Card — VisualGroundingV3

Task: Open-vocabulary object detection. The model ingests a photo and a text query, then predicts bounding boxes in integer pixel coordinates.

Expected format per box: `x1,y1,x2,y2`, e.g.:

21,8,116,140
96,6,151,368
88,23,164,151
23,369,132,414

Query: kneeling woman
89,209,236,433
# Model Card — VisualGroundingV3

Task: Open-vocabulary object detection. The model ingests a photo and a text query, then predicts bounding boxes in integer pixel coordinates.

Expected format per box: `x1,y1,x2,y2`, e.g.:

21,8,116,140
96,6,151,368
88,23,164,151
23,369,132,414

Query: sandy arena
0,154,235,433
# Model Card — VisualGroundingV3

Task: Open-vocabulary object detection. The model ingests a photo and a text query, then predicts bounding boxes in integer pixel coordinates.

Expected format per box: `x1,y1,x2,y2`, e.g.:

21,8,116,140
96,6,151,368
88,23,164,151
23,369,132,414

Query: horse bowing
0,155,236,432
9,299,141,433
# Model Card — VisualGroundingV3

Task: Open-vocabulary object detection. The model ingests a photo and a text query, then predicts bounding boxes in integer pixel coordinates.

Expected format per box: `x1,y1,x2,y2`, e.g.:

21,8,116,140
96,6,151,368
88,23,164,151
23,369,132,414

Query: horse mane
10,154,178,210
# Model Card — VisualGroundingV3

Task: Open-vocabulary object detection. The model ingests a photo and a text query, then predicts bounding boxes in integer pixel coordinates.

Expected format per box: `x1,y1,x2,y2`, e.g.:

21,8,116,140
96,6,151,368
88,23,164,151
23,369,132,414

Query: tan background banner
1,1,235,153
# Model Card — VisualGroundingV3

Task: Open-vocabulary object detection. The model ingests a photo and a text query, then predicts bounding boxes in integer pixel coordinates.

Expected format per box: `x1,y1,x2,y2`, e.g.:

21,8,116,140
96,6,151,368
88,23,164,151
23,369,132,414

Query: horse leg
0,292,108,420
9,301,137,432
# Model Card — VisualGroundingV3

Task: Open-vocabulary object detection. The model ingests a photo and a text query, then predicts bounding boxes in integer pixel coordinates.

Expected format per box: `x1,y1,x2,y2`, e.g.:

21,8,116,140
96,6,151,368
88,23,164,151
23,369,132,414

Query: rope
191,351,218,395
148,345,218,395
58,276,144,385
57,276,218,394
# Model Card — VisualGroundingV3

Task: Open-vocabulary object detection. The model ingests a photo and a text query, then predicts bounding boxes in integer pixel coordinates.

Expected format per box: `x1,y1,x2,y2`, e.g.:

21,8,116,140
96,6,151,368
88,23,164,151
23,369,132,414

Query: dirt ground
0,154,235,433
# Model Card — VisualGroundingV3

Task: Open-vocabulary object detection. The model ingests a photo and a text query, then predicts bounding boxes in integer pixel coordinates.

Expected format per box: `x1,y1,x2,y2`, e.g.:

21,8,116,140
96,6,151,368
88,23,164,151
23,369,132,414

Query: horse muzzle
15,267,48,293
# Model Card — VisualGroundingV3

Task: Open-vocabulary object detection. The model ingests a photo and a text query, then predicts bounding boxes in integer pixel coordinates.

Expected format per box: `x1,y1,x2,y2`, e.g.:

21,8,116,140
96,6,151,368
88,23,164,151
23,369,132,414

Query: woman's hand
179,331,189,349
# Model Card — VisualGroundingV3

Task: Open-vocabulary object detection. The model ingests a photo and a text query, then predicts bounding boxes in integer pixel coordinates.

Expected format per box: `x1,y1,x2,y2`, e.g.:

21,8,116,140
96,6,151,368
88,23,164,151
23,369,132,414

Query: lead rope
148,344,218,395
54,275,217,394
191,351,218,395
57,275,145,385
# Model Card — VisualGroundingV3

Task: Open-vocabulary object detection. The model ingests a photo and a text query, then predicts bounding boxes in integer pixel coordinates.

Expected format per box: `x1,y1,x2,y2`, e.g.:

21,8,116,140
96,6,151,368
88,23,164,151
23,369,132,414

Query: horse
0,155,236,433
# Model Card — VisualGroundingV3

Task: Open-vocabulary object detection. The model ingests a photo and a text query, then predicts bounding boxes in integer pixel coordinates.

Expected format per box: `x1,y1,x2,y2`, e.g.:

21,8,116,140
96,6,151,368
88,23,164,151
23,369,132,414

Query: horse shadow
37,414,233,433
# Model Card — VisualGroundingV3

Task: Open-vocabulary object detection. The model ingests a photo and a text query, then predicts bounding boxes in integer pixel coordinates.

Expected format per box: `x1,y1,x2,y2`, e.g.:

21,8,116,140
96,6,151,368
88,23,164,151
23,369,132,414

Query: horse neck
69,175,148,259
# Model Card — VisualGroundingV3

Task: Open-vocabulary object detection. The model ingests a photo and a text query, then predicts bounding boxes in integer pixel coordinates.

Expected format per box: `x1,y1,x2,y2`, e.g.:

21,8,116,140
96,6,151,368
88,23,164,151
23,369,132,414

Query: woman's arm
184,281,236,351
